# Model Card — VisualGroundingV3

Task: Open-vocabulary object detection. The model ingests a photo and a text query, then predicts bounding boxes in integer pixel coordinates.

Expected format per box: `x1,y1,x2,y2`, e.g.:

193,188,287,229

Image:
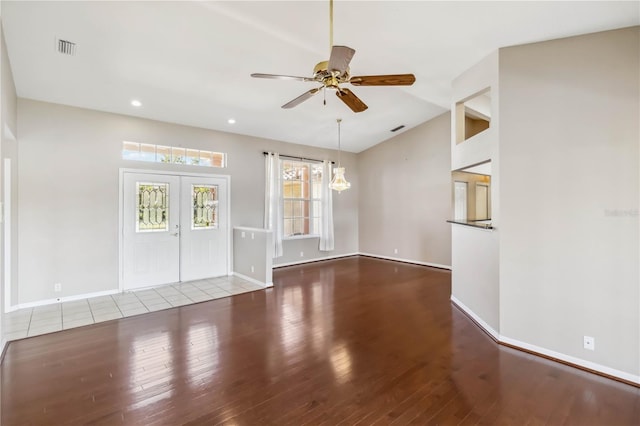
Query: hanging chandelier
329,118,351,192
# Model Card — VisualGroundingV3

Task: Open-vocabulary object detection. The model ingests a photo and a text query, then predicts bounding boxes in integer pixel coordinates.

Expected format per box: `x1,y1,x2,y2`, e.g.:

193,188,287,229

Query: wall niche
455,88,491,144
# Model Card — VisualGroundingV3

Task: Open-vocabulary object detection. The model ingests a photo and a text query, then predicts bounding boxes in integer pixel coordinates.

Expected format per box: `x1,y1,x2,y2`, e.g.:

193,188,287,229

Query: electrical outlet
394,248,398,254
54,283,62,292
300,251,304,257
251,266,255,273
241,231,245,238
583,336,595,351
251,233,255,239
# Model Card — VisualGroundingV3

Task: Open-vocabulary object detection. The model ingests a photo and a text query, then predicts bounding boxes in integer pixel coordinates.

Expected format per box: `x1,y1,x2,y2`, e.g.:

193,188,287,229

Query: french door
122,171,229,290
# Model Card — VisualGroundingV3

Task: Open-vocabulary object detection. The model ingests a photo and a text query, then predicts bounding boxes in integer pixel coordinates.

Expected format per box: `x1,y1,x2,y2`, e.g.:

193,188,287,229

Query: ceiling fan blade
336,88,368,113
327,45,356,74
282,87,322,109
349,74,416,86
251,73,315,82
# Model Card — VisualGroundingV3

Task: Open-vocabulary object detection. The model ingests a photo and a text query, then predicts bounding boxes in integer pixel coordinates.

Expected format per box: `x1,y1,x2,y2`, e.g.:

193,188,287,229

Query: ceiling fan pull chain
324,87,327,105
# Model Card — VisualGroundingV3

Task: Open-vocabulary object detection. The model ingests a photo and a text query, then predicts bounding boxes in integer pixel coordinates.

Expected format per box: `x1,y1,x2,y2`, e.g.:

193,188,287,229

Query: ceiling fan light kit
251,0,416,113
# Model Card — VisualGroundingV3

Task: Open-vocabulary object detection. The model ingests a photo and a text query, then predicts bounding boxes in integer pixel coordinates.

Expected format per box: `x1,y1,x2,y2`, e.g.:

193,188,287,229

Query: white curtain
264,153,284,258
319,160,334,251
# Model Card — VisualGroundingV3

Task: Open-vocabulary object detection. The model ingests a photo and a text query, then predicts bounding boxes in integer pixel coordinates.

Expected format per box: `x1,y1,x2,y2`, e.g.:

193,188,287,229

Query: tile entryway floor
2,276,264,341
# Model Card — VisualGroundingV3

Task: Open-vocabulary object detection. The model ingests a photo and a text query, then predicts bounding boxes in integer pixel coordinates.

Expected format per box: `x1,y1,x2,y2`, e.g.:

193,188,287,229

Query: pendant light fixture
329,118,351,192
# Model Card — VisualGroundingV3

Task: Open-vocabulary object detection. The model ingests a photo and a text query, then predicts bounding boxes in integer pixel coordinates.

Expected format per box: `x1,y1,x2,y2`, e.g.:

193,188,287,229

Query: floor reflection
2,257,638,425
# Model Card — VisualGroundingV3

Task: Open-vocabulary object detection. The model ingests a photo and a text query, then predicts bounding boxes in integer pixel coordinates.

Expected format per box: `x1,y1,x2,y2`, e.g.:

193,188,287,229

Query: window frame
281,159,323,239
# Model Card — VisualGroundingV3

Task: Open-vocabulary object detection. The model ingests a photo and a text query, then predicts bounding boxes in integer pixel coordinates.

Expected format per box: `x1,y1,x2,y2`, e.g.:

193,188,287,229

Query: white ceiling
2,1,638,152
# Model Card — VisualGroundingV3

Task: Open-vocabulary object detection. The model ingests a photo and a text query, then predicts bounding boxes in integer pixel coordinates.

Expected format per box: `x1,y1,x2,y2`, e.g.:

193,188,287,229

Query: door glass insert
136,182,169,232
192,185,218,229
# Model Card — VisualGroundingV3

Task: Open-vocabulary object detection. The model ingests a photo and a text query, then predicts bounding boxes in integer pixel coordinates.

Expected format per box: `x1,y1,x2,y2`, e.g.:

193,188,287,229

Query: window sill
284,234,320,241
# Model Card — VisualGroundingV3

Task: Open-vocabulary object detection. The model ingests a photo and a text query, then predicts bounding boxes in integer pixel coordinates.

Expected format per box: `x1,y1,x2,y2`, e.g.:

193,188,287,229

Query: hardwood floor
1,257,638,425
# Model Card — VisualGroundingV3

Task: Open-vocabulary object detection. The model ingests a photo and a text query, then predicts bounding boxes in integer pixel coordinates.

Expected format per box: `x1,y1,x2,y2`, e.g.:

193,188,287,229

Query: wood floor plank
1,257,638,425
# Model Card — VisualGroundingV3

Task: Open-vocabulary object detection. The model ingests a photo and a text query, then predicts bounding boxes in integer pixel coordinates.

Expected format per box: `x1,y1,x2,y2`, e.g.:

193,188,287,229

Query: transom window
282,160,323,238
123,141,226,168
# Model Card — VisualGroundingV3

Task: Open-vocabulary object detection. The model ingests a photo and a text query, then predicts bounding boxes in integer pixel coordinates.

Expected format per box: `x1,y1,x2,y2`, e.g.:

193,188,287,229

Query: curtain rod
263,152,335,165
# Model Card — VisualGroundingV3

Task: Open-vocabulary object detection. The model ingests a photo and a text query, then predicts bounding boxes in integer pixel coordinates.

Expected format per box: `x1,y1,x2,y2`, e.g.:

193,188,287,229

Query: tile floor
3,276,265,341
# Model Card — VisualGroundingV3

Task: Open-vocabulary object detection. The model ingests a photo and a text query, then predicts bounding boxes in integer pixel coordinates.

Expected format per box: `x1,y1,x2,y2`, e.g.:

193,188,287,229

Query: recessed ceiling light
228,118,236,124
131,100,142,107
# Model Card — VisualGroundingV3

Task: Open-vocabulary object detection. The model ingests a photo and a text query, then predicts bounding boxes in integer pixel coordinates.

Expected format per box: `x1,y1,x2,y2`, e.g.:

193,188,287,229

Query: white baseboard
451,295,640,386
273,252,452,270
450,296,500,340
273,252,359,268
499,335,640,386
359,252,452,270
232,272,273,288
11,288,120,311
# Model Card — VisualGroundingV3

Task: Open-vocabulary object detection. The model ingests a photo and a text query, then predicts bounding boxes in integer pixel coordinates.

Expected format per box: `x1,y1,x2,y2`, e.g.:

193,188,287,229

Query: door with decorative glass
122,172,228,290
180,176,228,281
123,173,180,289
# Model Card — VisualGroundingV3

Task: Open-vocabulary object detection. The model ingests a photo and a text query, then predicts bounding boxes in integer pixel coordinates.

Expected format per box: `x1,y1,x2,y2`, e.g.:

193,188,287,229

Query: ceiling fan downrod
329,0,334,50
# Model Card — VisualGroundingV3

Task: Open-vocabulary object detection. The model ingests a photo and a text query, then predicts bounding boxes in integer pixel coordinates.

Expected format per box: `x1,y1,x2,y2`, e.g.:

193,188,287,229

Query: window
282,160,323,238
192,184,218,230
123,141,226,168
136,182,169,232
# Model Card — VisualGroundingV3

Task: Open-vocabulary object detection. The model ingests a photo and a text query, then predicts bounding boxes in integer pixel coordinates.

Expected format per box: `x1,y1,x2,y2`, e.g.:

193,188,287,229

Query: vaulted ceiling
2,1,638,152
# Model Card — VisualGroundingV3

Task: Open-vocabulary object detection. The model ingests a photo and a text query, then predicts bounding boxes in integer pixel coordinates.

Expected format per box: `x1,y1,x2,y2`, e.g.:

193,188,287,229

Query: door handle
172,232,180,237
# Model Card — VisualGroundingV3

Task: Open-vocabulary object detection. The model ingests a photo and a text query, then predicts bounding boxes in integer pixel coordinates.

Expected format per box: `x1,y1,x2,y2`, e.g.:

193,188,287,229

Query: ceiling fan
250,0,416,113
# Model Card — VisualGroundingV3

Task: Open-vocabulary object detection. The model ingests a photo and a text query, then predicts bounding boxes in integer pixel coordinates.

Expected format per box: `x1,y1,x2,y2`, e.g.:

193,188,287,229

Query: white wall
450,51,501,333
499,27,639,380
1,19,18,352
357,112,451,268
233,227,272,286
16,99,358,305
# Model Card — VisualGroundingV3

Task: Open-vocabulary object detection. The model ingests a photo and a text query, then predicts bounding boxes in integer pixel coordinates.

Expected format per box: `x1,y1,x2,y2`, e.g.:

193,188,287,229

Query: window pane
211,152,225,167
312,164,323,182
282,161,296,180
172,147,186,164
284,200,294,218
136,182,169,232
139,144,156,162
122,142,140,160
284,218,294,237
287,181,303,198
302,200,310,218
312,181,322,198
186,149,200,165
192,185,218,229
294,218,309,235
292,218,304,236
283,181,293,198
157,145,171,163
199,151,213,166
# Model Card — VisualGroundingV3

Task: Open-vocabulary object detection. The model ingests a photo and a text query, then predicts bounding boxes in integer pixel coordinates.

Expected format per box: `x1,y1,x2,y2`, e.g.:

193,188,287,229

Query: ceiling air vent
390,125,405,132
56,39,77,56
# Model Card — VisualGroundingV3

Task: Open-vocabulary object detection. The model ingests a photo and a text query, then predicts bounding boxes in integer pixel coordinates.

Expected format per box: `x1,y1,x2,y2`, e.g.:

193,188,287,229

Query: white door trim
118,168,232,292
4,158,12,312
